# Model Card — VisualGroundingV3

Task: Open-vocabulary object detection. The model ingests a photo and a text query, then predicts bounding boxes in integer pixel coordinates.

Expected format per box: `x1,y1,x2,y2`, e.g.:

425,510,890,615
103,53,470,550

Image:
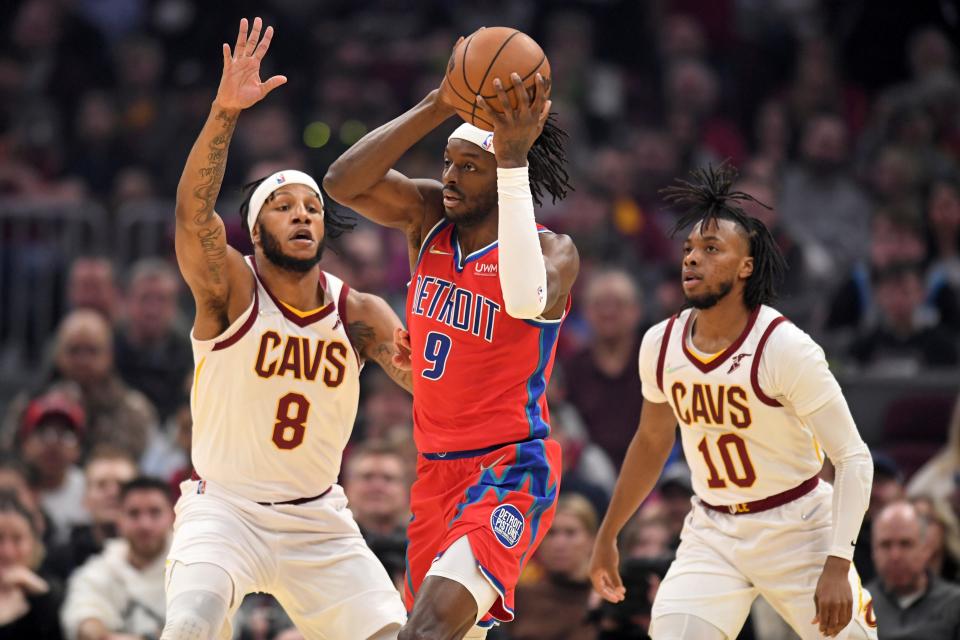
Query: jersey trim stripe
656,314,678,393
414,218,452,270
751,315,789,406
681,305,760,372
451,226,498,272
212,285,260,351
524,325,559,439
251,257,335,327
337,282,362,366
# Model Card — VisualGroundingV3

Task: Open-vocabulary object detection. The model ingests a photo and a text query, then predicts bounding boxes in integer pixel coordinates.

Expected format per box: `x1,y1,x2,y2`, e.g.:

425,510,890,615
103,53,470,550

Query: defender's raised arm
174,18,286,336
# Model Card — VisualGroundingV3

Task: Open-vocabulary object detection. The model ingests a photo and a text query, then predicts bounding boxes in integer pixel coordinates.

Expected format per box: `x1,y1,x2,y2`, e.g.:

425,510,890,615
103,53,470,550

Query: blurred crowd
2,1,960,638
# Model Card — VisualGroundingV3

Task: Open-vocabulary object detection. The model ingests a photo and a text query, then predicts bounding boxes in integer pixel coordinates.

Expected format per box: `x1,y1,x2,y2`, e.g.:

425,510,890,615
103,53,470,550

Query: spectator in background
827,206,960,333
356,368,413,444
779,113,872,275
342,441,409,588
621,516,672,561
67,257,120,323
924,176,960,292
16,389,87,546
909,395,960,496
61,477,172,640
562,268,645,466
0,456,47,543
547,369,617,518
2,310,158,460
510,494,597,640
849,262,959,373
910,495,956,581
644,462,694,550
0,491,63,640
867,501,960,639
855,453,906,584
114,258,192,421
45,446,137,583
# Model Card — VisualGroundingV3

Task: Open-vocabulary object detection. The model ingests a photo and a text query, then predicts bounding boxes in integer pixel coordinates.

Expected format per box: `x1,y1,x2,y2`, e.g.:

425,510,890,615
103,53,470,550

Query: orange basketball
444,26,551,131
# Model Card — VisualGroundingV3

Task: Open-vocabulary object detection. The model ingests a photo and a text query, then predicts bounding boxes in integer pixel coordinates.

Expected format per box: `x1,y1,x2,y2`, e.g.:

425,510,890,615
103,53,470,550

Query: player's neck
256,255,326,310
454,215,498,257
689,296,752,352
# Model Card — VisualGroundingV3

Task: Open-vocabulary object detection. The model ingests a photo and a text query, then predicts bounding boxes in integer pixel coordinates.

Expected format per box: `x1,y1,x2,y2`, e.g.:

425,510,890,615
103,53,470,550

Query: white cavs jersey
639,305,843,506
189,257,360,503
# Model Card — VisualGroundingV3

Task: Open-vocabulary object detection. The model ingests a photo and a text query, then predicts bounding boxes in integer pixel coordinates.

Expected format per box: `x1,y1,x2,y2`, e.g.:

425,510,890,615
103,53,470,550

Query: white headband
247,170,323,243
448,123,495,154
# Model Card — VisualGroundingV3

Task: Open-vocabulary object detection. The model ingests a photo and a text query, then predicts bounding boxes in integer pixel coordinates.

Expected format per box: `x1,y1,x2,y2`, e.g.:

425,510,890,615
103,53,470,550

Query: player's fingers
262,75,288,95
492,78,515,123
475,96,505,126
510,72,530,114
245,17,263,57
234,18,248,60
253,25,274,60
222,43,231,67
538,100,551,127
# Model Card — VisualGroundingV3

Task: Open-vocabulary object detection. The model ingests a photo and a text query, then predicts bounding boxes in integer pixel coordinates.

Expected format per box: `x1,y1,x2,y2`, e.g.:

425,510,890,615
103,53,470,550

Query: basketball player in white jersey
589,165,878,640
160,18,408,640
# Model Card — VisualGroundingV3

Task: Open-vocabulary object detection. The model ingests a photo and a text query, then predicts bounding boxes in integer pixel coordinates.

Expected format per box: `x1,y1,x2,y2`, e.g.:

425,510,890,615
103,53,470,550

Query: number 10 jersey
405,219,568,454
189,257,360,503
640,305,844,506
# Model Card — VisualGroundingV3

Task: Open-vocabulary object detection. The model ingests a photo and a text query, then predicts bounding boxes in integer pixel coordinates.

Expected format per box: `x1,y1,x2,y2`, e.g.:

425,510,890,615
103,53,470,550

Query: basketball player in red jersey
324,65,579,638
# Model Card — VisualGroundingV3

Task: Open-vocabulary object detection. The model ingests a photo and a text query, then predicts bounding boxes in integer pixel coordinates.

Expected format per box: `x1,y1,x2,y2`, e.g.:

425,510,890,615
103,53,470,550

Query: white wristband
497,166,547,319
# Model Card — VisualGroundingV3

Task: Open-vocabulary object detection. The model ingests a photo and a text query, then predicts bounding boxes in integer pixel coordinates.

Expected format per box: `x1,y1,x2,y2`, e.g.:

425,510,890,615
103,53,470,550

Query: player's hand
475,72,551,168
436,36,465,112
392,327,412,371
215,17,287,112
812,556,853,637
589,535,626,603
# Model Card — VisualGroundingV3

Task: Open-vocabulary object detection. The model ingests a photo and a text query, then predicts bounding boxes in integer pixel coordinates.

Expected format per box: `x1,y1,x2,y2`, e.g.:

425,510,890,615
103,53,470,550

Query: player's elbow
322,166,351,202
503,294,546,319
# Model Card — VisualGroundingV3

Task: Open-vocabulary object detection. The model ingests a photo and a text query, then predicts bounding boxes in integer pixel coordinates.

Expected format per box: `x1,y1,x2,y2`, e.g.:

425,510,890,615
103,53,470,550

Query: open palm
216,17,287,111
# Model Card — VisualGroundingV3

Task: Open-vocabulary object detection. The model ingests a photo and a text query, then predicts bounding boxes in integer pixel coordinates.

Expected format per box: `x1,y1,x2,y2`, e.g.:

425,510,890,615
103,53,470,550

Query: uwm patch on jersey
189,257,361,503
405,219,568,454
649,305,826,506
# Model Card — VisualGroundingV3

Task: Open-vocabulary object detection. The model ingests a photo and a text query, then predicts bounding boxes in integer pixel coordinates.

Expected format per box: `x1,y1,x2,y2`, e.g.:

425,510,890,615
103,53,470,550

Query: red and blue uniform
404,218,566,624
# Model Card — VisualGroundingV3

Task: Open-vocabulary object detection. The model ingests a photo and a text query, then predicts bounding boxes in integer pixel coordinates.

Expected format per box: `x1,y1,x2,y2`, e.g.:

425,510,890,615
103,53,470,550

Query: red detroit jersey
405,219,566,453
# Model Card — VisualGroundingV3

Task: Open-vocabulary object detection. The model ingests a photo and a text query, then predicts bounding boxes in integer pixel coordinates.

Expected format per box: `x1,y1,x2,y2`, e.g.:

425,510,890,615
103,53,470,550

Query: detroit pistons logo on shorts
490,504,524,548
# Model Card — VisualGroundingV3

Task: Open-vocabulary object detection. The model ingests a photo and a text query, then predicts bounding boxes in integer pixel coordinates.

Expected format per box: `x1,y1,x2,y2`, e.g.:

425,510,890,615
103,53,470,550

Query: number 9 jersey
406,219,568,454
189,257,360,503
640,305,841,506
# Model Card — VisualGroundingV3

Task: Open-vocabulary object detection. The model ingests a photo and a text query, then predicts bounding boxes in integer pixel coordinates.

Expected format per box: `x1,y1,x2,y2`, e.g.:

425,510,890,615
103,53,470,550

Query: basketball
444,26,551,131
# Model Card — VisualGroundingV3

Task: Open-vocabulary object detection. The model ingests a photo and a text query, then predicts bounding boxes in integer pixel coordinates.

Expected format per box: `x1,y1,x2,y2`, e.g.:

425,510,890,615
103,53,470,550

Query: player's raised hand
811,556,853,637
589,536,626,604
475,72,551,168
436,36,465,111
216,17,287,111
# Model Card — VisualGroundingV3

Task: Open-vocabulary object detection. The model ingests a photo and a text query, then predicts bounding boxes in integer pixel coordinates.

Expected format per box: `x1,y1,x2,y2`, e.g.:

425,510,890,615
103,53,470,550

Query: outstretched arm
589,399,677,603
323,41,465,250
175,17,286,338
345,290,412,393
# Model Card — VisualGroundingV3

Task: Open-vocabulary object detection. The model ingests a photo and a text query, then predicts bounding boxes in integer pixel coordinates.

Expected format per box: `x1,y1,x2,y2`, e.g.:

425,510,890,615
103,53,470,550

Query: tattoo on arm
347,320,412,393
346,321,377,354
370,341,413,393
191,110,238,226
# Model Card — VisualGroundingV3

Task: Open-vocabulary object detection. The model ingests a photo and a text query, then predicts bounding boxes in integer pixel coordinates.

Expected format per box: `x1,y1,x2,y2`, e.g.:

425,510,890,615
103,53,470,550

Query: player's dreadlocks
238,175,355,239
661,162,787,309
527,114,572,207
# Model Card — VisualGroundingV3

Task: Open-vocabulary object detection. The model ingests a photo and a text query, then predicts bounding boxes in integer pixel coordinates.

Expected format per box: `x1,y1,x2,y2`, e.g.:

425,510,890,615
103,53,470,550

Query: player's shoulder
639,311,685,360
755,306,824,365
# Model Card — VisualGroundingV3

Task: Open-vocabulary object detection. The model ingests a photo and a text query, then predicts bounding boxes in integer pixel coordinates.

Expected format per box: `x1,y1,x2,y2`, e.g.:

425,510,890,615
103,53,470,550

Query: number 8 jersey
639,305,843,506
190,257,360,503
405,220,568,454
